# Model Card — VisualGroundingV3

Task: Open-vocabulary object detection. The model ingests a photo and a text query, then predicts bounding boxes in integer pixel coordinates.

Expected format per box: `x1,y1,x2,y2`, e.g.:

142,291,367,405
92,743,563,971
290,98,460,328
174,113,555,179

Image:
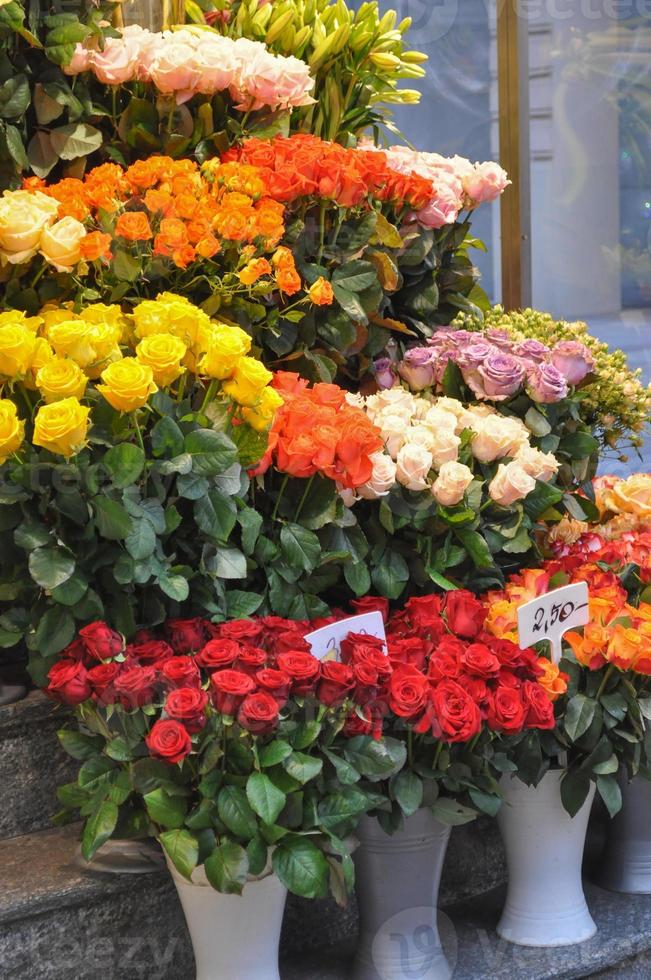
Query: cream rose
515,445,559,483
357,452,398,500
0,193,57,264
430,428,461,469
601,474,651,519
365,388,417,419
395,443,433,492
470,415,529,463
404,426,436,452
422,406,458,433
489,461,536,506
40,217,86,272
432,461,474,506
376,413,408,459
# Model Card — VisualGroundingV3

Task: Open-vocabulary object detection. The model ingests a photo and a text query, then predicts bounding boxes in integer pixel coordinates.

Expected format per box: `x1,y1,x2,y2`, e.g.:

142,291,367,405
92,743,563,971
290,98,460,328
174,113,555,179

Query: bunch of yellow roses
0,292,282,463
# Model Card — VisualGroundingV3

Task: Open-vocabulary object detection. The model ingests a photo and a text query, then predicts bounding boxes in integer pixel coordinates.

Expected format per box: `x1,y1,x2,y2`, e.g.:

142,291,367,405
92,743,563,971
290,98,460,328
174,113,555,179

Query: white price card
517,581,590,664
304,612,387,662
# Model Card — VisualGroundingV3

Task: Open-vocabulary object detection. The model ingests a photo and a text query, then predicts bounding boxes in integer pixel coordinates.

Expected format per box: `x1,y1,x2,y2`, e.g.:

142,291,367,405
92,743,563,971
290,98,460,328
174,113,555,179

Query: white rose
470,415,528,463
345,391,365,410
489,461,536,506
404,425,435,451
395,443,433,492
430,428,461,468
516,445,559,483
40,217,86,273
367,387,417,417
423,406,458,433
432,396,467,419
338,486,358,508
358,452,397,500
432,461,474,506
376,412,408,459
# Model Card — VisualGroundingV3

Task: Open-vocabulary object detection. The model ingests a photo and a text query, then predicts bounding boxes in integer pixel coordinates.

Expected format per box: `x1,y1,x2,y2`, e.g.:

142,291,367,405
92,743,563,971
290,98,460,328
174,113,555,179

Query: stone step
0,692,77,840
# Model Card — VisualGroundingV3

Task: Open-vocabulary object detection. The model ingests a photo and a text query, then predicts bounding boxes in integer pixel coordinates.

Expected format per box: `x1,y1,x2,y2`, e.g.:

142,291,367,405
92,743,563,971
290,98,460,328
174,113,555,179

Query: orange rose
607,625,645,671
483,599,519,641
196,235,220,259
144,189,174,214
238,258,272,286
172,244,196,269
276,265,301,296
79,231,112,262
536,658,569,701
565,625,609,670
308,277,334,306
115,212,152,241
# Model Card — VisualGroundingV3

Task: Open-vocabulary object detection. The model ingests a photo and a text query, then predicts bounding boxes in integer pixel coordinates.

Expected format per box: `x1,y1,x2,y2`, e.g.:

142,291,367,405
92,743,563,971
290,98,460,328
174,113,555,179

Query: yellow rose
40,305,76,330
601,474,651,520
0,311,42,332
0,323,37,378
136,334,186,387
97,358,158,413
0,191,58,264
23,336,55,391
79,303,128,335
0,399,24,463
198,324,252,380
222,357,273,407
33,397,90,458
40,216,86,273
241,386,284,431
132,294,211,349
47,319,121,376
36,358,87,403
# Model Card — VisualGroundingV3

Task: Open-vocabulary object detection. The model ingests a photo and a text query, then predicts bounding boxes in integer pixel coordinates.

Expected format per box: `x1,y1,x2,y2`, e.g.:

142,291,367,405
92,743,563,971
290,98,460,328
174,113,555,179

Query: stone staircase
1,693,650,979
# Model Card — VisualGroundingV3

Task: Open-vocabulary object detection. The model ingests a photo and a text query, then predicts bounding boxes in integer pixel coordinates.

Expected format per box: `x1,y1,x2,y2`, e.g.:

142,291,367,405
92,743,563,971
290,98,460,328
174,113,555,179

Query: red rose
351,596,390,621
277,651,321,695
114,665,157,708
342,704,385,740
425,680,482,743
351,644,392,679
61,638,87,662
166,618,207,655
388,637,428,671
79,621,123,661
127,640,174,666
487,686,527,734
388,666,430,720
404,595,444,632
498,669,522,690
195,639,241,672
272,630,311,656
160,656,202,688
341,633,385,664
47,659,91,705
87,662,121,705
444,591,486,639
352,661,380,704
460,674,490,707
427,637,465,682
210,669,256,715
237,691,280,735
235,646,267,676
317,661,354,707
461,643,501,678
255,668,291,705
218,619,265,644
484,636,527,669
165,687,209,733
521,681,555,730
132,628,155,644
146,719,192,764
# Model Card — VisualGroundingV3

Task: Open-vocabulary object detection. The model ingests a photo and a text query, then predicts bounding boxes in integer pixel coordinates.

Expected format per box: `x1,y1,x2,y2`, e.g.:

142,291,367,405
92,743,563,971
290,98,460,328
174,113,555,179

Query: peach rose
431,461,474,507
488,461,536,506
357,452,398,500
600,474,651,520
463,161,511,204
395,443,433,492
40,217,86,272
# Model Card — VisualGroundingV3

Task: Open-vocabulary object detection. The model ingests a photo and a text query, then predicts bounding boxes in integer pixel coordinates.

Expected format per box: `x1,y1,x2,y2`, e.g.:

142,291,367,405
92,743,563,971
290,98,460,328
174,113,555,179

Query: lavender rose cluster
378,329,596,404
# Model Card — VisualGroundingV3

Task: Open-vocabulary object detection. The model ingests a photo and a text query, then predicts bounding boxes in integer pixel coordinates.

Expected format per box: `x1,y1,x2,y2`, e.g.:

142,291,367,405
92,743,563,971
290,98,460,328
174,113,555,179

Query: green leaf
392,771,423,817
103,444,145,489
217,786,258,839
225,590,264,618
159,829,199,881
93,496,132,540
158,574,189,602
51,570,88,606
246,835,268,876
125,519,156,560
560,771,591,817
15,521,51,550
280,524,321,574
258,740,293,768
0,74,30,119
272,836,329,899
204,841,248,895
49,122,103,161
282,752,323,784
344,561,371,597
195,491,237,541
144,788,187,829
81,800,118,861
317,787,382,830
112,250,141,283
5,124,28,170
246,773,286,826
559,431,599,459
332,260,378,293
57,729,103,761
29,546,74,590
564,694,597,743
371,550,409,600
468,788,502,818
27,130,58,178
343,737,406,782
151,416,184,458
33,605,75,657
430,797,477,826
184,429,238,477
238,508,263,556
210,546,246,580
454,528,493,569
525,406,552,437
597,774,622,819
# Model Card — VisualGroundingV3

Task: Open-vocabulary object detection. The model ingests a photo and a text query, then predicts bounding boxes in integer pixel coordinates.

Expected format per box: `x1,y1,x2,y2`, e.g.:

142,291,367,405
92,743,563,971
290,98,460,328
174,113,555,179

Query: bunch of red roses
343,592,556,743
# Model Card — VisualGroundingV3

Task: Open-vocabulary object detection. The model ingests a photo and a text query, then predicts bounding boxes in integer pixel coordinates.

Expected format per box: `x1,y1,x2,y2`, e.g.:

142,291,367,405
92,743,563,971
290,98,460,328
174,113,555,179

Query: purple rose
466,352,526,400
452,339,496,369
398,347,438,391
550,341,596,386
427,329,474,351
515,339,550,363
527,363,569,403
485,328,515,351
374,357,397,391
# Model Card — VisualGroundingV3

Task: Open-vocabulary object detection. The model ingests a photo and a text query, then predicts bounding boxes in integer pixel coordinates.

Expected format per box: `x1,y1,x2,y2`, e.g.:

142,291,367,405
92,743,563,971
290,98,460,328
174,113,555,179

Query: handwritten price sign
304,612,387,662
517,582,590,664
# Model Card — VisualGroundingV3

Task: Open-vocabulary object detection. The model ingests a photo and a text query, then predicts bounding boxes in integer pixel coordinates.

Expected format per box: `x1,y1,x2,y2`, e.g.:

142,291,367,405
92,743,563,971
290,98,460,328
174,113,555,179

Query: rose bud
210,669,256,716
79,621,123,661
47,659,91,705
316,661,355,707
195,638,241,672
87,662,121,706
461,643,501,678
114,665,157,709
160,656,202,689
165,618,207,655
237,691,280,736
351,596,390,621
340,632,384,665
255,668,291,706
164,687,209,734
61,638,88,662
145,719,192,765
444,591,486,639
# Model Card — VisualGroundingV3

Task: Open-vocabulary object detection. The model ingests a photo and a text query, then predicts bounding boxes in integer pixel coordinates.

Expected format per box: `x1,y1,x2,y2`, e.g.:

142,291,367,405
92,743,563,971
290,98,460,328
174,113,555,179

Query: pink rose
415,181,462,229
194,37,238,95
233,45,314,111
148,40,202,104
463,161,511,204
64,44,92,75
550,341,596,386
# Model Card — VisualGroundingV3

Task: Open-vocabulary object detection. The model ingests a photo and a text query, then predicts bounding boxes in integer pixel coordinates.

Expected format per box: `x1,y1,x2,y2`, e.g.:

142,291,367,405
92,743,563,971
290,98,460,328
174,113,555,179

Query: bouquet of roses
48,613,406,902
483,559,650,816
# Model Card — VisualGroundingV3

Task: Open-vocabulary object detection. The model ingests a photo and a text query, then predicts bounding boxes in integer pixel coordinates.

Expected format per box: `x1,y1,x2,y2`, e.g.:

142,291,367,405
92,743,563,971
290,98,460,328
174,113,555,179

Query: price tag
304,612,387,662
517,582,590,664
